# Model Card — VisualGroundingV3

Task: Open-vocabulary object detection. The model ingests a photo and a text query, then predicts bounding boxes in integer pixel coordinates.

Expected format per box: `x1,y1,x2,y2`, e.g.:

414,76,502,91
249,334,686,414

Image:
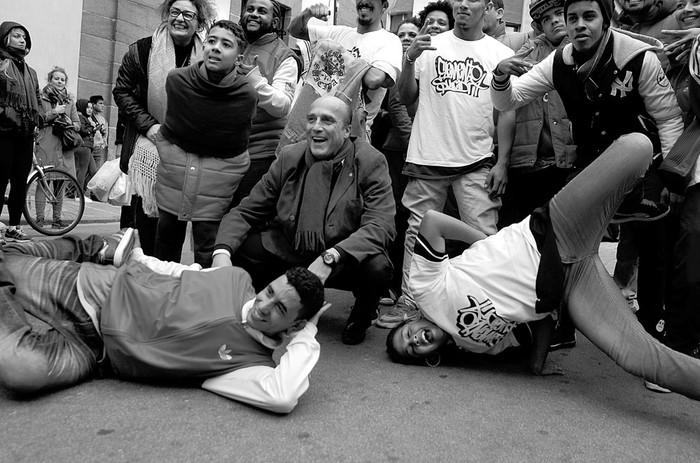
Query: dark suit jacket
215,137,396,264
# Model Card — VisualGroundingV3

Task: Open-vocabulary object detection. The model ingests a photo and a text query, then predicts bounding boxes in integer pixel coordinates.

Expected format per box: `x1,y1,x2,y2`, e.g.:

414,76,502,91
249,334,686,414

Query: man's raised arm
287,3,329,41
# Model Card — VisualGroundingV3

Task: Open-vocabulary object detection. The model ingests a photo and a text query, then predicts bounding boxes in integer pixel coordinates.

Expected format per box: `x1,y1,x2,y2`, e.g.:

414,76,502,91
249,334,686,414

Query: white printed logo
610,70,633,98
430,56,489,97
218,344,233,361
455,295,517,347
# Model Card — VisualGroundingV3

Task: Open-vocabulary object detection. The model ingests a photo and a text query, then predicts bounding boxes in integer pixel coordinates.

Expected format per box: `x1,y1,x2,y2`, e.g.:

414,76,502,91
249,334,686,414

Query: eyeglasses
169,8,197,22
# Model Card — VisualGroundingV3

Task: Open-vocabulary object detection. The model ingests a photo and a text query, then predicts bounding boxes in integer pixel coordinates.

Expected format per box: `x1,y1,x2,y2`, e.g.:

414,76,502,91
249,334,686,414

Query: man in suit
213,95,396,346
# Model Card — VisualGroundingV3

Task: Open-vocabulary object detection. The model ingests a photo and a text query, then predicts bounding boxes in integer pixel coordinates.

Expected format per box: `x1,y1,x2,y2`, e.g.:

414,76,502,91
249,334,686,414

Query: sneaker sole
375,315,420,329
5,236,31,242
113,228,135,268
611,208,670,224
644,380,672,393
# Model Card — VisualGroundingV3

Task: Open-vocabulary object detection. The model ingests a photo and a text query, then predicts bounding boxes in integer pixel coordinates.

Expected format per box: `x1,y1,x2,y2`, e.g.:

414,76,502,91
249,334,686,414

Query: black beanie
563,0,613,26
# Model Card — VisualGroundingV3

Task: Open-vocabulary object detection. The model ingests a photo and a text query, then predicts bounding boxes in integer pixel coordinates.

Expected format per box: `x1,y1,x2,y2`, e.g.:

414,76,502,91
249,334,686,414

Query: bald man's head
305,96,353,160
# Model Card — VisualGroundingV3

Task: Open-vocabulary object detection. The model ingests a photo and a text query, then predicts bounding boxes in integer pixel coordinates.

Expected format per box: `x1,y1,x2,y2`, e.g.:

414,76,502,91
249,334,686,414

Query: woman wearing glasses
113,0,216,256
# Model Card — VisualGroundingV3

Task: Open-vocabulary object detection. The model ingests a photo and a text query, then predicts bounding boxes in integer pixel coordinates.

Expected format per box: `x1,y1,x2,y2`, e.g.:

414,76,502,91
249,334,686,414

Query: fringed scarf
293,138,354,255
147,25,203,124
0,48,40,135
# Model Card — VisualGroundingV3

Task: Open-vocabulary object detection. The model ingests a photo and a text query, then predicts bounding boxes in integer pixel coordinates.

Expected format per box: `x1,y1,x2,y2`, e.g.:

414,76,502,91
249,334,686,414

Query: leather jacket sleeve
113,42,159,135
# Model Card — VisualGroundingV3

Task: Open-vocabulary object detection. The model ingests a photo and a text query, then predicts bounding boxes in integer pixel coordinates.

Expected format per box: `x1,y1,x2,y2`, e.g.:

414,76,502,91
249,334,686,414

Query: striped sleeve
414,233,448,262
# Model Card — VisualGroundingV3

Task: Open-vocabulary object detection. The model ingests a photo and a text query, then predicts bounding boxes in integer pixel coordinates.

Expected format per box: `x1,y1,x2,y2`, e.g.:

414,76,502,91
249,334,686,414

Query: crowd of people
1,0,699,413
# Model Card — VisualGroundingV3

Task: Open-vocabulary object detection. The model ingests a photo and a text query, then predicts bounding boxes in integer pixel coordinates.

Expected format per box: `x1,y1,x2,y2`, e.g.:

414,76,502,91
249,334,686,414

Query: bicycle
22,150,85,236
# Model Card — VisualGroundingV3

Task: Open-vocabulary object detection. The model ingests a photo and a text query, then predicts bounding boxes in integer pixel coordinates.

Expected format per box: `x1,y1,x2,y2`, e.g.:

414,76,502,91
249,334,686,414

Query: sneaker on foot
379,289,398,306
97,228,135,267
549,331,577,351
52,220,69,229
644,380,672,393
376,297,420,329
82,195,93,203
611,199,670,224
4,227,31,242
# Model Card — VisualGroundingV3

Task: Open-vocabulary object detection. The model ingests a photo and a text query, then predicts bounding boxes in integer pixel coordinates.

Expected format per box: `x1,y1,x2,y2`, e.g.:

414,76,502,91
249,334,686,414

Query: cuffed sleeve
201,323,320,414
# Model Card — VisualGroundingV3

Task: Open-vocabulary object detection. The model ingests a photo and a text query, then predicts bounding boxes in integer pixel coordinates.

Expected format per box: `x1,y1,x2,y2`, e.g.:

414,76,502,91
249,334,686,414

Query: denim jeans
401,166,501,303
0,236,109,394
550,133,700,399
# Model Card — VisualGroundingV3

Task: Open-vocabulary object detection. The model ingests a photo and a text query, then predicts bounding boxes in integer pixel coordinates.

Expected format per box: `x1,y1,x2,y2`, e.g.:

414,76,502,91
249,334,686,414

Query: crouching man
0,230,326,414
212,95,396,346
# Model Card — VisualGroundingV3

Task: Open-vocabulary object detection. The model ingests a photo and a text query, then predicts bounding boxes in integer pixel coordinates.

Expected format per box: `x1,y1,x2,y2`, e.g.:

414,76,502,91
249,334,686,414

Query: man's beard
242,18,273,42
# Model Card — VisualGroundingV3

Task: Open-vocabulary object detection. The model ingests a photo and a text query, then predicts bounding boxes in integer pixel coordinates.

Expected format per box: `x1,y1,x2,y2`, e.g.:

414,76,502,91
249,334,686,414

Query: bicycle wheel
24,168,85,235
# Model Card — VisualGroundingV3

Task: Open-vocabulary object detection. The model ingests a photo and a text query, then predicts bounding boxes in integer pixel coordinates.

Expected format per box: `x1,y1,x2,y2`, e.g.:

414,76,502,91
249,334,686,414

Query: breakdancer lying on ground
387,134,700,400
0,230,327,414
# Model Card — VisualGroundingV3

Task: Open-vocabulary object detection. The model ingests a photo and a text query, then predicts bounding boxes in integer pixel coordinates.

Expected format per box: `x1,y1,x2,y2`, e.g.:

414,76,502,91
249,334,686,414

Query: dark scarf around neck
293,138,355,255
0,50,40,135
42,82,70,106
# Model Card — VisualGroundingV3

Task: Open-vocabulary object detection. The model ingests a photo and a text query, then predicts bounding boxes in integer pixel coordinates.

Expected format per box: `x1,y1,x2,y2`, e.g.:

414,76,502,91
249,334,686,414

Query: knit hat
530,0,564,21
564,0,613,26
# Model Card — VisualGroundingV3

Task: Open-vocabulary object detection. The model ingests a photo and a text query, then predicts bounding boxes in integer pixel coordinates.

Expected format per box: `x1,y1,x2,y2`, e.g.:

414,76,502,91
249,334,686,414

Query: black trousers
0,135,34,225
232,231,392,322
154,209,220,268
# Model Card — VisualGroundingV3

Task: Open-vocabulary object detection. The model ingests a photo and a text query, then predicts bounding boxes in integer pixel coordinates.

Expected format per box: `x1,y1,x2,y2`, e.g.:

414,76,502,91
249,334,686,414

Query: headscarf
76,98,90,117
0,21,40,135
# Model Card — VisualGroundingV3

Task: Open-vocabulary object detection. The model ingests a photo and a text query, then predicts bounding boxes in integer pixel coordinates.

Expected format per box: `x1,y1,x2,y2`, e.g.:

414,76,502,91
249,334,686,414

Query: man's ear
343,124,352,139
272,17,280,30
286,319,307,335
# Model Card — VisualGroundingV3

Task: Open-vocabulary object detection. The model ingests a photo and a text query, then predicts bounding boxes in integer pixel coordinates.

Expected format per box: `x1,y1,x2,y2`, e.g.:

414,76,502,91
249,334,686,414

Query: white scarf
147,25,203,123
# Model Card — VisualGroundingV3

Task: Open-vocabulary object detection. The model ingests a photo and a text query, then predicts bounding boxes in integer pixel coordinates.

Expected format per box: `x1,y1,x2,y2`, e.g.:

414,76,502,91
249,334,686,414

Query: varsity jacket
491,29,683,168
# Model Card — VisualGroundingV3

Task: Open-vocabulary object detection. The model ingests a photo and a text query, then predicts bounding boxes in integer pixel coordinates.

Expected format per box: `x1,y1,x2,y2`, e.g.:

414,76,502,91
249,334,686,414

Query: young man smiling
231,0,300,206
287,0,403,134
386,140,700,402
0,230,327,414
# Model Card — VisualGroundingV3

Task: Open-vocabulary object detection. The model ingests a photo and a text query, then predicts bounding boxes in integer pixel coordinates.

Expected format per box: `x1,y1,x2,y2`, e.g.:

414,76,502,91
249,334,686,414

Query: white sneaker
79,195,93,203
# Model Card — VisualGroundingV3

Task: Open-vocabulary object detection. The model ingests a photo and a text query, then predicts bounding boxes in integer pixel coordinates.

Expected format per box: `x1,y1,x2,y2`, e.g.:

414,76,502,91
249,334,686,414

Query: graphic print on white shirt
456,295,517,348
431,56,489,97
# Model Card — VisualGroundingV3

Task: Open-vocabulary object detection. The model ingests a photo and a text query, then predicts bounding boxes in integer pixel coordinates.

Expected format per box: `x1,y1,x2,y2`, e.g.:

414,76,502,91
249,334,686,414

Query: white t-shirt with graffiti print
407,31,514,168
408,217,548,355
308,25,402,131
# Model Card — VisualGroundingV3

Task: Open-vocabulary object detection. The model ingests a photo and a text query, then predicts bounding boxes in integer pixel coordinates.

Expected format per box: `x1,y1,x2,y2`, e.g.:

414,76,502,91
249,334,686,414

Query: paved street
1,217,700,462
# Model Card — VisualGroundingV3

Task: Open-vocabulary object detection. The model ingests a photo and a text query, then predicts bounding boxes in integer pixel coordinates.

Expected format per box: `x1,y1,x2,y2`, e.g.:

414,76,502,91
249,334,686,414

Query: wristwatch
322,248,340,267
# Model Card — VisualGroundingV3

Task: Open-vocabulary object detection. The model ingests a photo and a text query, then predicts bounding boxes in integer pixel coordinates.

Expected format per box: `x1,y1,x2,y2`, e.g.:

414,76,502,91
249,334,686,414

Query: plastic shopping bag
87,158,121,202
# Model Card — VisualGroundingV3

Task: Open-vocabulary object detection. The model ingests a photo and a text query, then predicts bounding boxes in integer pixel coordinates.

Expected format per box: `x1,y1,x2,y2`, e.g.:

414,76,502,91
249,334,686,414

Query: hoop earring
425,354,441,368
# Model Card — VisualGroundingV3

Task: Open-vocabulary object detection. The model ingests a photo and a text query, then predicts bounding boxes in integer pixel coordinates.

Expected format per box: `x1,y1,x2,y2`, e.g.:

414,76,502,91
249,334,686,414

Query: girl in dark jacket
0,21,42,243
